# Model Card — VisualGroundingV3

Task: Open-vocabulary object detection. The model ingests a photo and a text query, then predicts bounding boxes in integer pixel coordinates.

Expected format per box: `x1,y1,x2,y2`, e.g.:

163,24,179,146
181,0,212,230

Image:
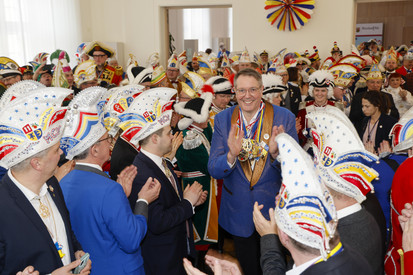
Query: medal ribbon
314,242,344,264
238,102,265,141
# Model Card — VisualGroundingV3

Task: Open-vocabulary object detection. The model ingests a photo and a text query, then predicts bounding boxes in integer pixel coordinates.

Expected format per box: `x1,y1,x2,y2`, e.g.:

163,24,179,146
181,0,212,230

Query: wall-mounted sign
355,23,383,46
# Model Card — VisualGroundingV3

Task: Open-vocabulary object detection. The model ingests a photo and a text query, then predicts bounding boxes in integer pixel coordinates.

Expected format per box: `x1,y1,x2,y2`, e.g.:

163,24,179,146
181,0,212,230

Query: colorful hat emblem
275,133,337,260
0,87,71,168
74,60,97,86
328,63,359,88
167,54,178,69
60,87,108,160
366,63,383,80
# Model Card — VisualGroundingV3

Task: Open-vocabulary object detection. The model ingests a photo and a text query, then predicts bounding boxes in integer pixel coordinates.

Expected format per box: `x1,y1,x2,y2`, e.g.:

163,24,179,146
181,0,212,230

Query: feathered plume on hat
203,76,233,95
262,74,287,98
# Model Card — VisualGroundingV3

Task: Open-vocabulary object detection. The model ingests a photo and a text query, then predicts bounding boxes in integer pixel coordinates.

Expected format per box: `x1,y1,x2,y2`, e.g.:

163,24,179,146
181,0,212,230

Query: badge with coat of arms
321,146,336,167
143,111,156,122
22,123,42,141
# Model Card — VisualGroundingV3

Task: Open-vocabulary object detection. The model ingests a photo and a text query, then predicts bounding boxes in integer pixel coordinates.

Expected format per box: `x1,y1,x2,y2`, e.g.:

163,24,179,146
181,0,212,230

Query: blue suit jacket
129,152,195,275
208,104,298,237
60,167,147,275
0,174,81,275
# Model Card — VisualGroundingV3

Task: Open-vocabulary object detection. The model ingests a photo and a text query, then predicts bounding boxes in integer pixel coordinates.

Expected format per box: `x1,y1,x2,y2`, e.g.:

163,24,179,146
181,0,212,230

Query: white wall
79,0,355,68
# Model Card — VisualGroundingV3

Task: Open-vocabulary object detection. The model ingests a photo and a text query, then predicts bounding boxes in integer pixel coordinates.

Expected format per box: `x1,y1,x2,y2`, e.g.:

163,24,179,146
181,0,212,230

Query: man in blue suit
59,87,160,275
208,68,298,275
0,88,91,274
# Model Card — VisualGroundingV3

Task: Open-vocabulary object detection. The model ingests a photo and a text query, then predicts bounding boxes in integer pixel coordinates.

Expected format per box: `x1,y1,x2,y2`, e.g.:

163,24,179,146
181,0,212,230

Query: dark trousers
233,230,262,275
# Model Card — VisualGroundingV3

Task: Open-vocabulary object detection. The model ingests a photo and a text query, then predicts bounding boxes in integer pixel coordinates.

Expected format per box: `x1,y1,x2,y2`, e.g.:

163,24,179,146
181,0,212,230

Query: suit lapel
4,174,60,259
138,152,181,200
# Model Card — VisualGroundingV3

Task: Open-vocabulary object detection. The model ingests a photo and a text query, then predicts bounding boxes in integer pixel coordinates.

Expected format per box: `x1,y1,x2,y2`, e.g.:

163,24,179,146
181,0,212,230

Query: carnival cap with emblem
274,133,337,260
29,52,49,69
308,70,335,98
60,86,108,160
0,57,22,78
203,76,232,95
380,46,399,67
0,80,45,110
178,50,188,75
366,63,383,80
262,74,287,97
84,41,115,58
174,88,213,130
197,56,215,76
296,52,311,66
328,63,359,88
390,106,413,153
74,60,97,87
151,65,167,86
103,84,145,137
239,48,251,64
308,46,320,62
146,52,160,69
307,108,379,203
0,87,71,169
115,87,176,147
330,42,342,55
127,64,153,85
20,65,34,76
167,54,179,69
221,52,231,68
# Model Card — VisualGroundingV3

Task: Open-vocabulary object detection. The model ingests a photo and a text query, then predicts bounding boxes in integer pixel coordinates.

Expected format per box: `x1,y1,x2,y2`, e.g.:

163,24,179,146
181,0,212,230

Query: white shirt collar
75,162,103,171
286,256,321,275
140,148,164,172
241,101,263,125
8,170,48,201
337,203,362,219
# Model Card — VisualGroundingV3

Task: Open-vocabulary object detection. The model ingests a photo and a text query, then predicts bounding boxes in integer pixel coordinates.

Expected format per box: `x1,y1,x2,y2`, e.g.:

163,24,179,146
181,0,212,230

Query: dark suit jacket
130,152,195,275
349,87,399,131
109,137,138,180
357,113,397,151
0,174,82,274
283,83,301,116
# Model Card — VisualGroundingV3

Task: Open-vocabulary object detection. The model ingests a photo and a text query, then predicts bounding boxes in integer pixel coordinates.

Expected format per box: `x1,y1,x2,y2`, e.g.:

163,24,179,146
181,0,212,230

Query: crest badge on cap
0,87,71,168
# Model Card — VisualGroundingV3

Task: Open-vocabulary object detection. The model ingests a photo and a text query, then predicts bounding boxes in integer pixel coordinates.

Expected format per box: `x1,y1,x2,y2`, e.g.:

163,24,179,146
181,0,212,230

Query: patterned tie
162,159,180,197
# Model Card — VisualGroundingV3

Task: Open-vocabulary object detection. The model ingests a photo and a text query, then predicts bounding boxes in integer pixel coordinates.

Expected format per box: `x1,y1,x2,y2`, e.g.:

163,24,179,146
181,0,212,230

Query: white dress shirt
8,170,71,266
286,256,322,275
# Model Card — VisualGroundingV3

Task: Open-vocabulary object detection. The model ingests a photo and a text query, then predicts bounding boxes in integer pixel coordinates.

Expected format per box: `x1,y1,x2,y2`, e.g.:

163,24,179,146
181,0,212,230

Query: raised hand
138,177,161,204
227,125,244,164
117,165,138,197
183,181,204,206
268,125,285,159
253,202,277,237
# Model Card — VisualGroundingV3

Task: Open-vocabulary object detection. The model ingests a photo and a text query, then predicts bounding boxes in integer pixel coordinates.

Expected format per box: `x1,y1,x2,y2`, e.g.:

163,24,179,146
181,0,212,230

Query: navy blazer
0,174,82,274
357,113,398,151
130,152,195,275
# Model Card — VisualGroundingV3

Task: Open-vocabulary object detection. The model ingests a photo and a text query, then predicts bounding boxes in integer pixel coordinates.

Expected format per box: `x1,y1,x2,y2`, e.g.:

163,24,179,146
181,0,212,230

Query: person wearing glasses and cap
84,41,123,86
59,87,160,275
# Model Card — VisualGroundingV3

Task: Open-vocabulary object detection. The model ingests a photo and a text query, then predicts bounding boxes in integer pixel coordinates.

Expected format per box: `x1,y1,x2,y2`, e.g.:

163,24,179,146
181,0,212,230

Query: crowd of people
0,38,413,275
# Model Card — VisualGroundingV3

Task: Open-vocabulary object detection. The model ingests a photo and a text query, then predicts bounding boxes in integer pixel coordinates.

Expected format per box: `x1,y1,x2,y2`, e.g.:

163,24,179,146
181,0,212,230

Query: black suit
349,87,399,131
357,113,397,151
129,152,195,275
0,174,82,274
109,137,138,180
282,83,301,116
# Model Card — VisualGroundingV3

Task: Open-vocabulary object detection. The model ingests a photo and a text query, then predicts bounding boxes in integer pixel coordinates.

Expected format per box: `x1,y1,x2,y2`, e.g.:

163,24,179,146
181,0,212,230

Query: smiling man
208,68,297,275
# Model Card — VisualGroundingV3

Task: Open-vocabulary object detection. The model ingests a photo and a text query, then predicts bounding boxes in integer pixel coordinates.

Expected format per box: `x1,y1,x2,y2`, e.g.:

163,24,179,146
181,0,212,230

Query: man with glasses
59,87,160,274
208,68,297,275
84,41,122,86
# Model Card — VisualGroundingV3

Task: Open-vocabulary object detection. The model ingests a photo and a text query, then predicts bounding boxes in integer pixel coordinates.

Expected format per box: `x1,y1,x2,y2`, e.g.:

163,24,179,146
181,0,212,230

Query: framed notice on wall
355,23,383,46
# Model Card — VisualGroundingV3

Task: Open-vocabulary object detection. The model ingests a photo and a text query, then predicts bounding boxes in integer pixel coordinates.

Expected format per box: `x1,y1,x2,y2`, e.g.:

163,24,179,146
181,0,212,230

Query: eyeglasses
235,87,261,95
97,135,114,144
93,54,106,58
